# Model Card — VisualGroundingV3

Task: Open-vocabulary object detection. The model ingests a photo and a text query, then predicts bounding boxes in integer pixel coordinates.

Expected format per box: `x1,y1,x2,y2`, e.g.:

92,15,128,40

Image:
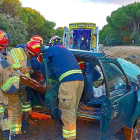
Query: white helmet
49,36,62,46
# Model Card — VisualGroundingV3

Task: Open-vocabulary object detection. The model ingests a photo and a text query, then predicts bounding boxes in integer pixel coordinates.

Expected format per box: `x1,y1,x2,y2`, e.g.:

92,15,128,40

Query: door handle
111,110,119,119
112,102,119,109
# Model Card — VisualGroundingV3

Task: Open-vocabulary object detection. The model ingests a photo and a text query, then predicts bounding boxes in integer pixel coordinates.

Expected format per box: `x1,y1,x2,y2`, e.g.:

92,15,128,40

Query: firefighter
0,30,12,139
0,30,24,139
43,36,84,140
6,40,41,139
15,35,44,126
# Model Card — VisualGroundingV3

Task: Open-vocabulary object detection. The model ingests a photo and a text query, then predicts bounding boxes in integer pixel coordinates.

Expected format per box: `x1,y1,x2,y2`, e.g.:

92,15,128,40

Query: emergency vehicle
63,22,99,52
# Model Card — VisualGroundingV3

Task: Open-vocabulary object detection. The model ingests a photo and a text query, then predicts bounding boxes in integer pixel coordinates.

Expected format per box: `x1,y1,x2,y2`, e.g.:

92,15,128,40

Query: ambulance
63,22,99,52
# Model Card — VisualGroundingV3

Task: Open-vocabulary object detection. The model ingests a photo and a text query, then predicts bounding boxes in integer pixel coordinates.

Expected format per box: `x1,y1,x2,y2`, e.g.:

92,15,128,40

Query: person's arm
30,57,41,71
93,69,102,88
43,47,54,58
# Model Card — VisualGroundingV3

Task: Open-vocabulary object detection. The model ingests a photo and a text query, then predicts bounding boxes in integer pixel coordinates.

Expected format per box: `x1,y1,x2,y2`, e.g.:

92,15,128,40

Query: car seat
80,63,94,103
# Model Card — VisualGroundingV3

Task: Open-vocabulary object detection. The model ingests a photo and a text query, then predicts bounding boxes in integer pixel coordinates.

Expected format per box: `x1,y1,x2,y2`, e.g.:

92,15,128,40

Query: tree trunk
134,20,139,44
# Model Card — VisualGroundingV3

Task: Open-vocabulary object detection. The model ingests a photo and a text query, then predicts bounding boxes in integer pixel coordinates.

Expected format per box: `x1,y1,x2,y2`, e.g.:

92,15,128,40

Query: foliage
20,7,56,45
20,8,45,36
55,27,64,38
0,0,22,19
0,13,28,46
0,0,61,46
99,24,111,44
100,2,140,46
103,34,123,46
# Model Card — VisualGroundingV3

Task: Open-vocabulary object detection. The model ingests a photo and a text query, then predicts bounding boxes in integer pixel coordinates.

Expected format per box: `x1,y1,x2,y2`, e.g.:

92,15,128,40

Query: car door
94,26,99,52
63,27,69,48
99,59,136,140
43,58,60,119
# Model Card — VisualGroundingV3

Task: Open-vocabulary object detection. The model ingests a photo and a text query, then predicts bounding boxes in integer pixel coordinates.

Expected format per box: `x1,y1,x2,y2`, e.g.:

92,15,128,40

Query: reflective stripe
98,76,102,81
1,76,19,92
78,61,84,65
22,102,32,112
11,124,21,133
25,73,30,77
63,133,76,138
22,108,32,112
22,104,31,108
11,64,18,69
59,70,82,81
32,44,40,49
63,129,76,134
0,107,4,113
11,49,21,69
11,124,21,127
11,128,21,132
62,129,76,138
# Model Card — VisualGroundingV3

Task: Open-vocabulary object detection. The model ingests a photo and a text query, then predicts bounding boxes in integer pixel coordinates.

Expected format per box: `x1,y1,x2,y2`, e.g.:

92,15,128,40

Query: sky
20,0,140,30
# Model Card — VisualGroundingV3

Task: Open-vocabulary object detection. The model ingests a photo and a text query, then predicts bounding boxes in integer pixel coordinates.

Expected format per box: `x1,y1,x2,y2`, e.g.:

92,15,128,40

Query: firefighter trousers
18,84,32,113
7,93,22,135
58,80,84,140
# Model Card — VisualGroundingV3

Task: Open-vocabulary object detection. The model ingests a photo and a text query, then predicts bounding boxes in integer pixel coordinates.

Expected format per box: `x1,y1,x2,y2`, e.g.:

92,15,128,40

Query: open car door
63,27,69,48
94,26,99,52
99,59,136,140
44,58,60,119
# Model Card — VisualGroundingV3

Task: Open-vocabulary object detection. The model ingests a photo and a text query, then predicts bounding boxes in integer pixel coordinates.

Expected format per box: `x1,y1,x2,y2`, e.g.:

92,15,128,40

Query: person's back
44,43,83,83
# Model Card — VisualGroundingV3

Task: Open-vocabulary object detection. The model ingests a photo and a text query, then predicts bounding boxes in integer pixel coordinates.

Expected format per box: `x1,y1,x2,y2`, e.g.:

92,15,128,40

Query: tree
106,2,140,44
39,20,56,44
55,27,64,38
20,7,45,36
20,7,56,45
99,24,111,44
0,0,22,19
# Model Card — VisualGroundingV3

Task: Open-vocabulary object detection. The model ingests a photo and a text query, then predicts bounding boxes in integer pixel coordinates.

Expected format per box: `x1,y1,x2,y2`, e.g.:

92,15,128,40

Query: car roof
70,49,104,60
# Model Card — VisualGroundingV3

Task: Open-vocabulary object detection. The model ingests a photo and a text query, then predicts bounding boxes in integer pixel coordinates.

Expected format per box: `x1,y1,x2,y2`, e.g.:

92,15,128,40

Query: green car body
32,49,140,140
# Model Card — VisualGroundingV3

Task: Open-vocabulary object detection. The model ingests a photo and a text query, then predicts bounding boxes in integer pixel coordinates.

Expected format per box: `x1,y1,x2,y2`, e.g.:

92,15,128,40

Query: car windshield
117,58,140,79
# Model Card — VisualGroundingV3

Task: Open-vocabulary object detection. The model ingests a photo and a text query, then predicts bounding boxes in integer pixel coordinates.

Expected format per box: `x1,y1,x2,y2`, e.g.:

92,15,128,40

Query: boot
57,134,65,140
2,130,10,140
25,112,38,125
11,134,20,140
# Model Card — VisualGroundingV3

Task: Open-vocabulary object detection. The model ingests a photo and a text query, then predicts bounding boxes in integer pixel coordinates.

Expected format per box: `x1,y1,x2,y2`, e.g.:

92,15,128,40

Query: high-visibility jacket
8,47,31,71
0,48,31,94
11,47,33,114
0,53,20,94
15,44,40,72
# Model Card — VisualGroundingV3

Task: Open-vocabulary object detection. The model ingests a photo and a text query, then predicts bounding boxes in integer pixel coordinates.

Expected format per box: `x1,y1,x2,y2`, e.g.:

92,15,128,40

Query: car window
102,62,127,95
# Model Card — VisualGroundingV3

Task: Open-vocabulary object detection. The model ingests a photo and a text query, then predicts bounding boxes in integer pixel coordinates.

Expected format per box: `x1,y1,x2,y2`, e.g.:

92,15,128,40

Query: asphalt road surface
18,118,126,140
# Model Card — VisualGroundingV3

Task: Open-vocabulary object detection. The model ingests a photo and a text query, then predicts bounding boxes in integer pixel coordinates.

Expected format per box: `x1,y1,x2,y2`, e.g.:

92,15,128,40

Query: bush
0,14,28,47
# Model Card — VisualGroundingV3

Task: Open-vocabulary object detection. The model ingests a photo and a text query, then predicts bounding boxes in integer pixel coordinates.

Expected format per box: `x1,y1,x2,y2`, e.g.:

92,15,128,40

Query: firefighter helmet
30,35,44,45
0,30,9,51
37,53,44,63
25,41,41,57
77,59,85,70
49,36,62,46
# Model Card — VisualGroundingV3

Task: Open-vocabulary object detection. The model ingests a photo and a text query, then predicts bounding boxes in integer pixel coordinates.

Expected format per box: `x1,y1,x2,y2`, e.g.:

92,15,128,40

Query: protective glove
93,77,102,88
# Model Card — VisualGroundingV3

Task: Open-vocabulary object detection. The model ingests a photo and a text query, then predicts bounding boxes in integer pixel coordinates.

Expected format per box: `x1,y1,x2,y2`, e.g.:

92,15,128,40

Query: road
18,118,126,140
